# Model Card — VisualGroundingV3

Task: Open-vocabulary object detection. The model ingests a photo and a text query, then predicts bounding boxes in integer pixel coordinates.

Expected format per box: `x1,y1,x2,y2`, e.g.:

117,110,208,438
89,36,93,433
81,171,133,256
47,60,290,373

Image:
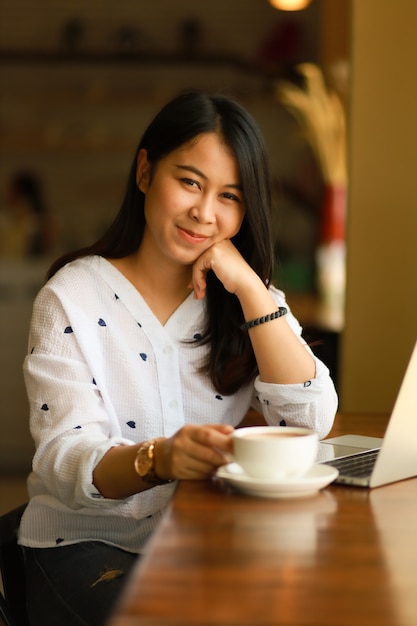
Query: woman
19,91,338,625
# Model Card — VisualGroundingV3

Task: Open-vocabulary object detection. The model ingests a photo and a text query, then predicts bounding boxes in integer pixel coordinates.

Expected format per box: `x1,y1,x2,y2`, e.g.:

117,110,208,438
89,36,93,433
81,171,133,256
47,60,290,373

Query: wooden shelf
0,49,277,76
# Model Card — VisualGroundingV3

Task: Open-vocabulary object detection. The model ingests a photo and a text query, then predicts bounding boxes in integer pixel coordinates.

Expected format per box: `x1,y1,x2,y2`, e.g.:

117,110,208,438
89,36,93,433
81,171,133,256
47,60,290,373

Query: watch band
134,440,172,485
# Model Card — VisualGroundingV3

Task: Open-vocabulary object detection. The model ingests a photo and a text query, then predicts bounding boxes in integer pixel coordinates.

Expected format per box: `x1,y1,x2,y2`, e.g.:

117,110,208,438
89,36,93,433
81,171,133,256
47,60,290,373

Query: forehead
171,133,237,163
170,133,238,172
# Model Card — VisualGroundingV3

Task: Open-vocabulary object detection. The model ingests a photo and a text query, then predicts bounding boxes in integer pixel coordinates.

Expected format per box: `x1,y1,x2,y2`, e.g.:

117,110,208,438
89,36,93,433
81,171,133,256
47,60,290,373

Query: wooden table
107,415,417,626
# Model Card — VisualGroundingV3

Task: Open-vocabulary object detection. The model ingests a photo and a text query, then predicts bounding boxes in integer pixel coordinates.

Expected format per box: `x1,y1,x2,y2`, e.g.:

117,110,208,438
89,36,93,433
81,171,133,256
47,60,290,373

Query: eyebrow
175,164,242,191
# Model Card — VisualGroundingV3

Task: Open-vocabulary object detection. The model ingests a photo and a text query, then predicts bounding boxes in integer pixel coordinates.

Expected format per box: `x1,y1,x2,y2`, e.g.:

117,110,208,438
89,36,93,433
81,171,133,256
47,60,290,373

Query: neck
136,244,192,295
108,245,194,325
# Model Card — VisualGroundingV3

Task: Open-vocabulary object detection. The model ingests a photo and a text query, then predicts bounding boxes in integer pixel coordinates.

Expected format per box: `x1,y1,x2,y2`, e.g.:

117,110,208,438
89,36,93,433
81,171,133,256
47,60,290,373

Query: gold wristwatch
134,440,172,485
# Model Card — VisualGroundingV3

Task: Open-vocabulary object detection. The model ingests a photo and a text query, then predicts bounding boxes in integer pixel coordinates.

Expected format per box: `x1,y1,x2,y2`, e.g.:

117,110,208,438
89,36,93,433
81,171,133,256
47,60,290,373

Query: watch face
134,441,171,485
135,446,152,477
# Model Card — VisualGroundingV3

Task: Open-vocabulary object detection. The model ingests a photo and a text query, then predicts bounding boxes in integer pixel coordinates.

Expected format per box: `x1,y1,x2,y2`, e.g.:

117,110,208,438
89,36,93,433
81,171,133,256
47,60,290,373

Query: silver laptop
317,340,417,488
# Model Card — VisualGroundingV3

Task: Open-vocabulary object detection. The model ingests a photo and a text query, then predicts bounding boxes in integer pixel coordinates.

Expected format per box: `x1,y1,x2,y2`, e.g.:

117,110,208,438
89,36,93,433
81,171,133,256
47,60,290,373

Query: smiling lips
177,227,209,244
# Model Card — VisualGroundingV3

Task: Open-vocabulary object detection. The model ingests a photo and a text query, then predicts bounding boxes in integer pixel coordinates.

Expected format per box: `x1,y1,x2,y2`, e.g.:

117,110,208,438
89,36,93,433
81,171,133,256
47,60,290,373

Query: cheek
143,184,176,222
226,208,245,237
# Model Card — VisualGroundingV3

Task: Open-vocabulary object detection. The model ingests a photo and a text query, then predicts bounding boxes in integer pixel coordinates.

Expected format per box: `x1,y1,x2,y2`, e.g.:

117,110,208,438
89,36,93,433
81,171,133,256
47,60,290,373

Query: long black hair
48,91,274,394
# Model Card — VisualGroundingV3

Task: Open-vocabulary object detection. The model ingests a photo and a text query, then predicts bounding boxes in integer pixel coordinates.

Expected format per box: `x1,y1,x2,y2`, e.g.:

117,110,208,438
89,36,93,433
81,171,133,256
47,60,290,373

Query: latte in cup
233,426,318,480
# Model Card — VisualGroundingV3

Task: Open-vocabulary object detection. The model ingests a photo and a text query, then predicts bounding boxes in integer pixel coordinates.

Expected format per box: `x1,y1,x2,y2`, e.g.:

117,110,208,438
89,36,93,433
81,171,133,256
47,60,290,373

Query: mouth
177,226,209,244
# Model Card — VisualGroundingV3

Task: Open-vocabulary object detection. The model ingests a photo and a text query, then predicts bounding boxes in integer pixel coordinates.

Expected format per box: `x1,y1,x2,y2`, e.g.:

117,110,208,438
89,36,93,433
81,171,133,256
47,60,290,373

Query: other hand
155,423,234,480
189,239,258,300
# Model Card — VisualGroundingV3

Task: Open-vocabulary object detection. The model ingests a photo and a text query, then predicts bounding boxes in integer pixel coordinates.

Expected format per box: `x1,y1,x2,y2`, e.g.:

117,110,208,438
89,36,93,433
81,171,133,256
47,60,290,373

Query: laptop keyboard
324,449,379,477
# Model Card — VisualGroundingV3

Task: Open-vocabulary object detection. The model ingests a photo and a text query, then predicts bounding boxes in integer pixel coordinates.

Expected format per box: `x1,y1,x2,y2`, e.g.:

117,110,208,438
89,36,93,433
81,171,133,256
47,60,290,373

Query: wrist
153,437,172,482
233,270,263,303
134,438,173,485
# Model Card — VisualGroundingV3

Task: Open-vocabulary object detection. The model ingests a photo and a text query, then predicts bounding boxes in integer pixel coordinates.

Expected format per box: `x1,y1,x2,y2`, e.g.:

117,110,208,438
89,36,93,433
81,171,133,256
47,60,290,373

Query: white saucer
215,463,339,499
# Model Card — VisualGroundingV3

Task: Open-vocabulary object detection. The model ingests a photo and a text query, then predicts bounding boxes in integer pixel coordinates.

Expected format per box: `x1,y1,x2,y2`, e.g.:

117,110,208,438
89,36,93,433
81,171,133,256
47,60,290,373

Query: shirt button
163,345,173,355
168,400,178,409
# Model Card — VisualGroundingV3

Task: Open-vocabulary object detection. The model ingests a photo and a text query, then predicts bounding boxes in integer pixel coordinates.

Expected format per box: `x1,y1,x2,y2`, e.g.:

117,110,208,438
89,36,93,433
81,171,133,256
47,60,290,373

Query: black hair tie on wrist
240,306,287,331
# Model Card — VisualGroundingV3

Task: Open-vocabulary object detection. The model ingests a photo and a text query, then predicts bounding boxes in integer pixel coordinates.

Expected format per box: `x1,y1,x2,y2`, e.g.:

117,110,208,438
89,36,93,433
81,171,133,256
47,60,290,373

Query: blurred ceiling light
268,0,311,10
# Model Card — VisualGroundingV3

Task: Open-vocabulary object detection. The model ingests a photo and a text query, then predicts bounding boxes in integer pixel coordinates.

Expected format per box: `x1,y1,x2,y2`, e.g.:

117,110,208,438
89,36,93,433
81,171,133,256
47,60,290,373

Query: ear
136,149,151,193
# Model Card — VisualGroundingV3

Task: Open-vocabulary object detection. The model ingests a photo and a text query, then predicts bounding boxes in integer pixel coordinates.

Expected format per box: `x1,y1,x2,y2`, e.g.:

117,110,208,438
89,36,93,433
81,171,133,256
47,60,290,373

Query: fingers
163,424,234,480
189,255,210,300
189,240,252,300
190,278,206,300
189,241,226,300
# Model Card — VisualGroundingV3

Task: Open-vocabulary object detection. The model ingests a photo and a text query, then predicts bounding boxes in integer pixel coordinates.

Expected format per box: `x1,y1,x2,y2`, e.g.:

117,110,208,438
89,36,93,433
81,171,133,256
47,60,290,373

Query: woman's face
136,132,245,267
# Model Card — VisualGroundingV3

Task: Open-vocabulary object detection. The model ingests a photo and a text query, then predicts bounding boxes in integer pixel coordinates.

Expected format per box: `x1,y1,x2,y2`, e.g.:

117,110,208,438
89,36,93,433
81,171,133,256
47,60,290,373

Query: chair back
0,503,29,626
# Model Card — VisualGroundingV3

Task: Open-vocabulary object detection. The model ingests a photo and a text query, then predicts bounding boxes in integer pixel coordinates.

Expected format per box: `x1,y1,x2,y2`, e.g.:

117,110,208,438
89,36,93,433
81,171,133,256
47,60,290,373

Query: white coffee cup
233,426,318,480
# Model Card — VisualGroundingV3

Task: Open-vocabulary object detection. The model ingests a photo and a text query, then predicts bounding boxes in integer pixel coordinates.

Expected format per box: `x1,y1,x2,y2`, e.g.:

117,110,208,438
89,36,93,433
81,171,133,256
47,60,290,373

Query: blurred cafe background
0,1,416,492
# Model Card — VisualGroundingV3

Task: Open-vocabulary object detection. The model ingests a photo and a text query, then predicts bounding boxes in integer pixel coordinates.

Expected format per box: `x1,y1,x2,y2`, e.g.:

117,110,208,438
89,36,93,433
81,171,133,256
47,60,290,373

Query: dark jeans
23,542,138,626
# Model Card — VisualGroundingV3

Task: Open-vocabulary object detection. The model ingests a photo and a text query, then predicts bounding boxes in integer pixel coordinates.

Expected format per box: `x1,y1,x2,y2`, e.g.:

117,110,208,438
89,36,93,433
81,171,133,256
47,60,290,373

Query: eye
181,178,201,190
221,191,240,202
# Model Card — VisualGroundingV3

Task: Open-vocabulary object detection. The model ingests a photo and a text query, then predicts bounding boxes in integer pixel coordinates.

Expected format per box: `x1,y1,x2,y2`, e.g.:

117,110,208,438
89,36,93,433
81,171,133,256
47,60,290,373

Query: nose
189,195,216,224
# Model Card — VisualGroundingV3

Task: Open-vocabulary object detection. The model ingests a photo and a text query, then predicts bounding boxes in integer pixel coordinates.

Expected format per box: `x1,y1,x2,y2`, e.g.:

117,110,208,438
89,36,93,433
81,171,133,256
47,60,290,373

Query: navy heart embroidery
73,425,82,429
98,318,107,327
41,403,49,411
30,347,35,354
140,353,147,361
126,421,136,429
193,333,202,340
137,322,142,328
303,380,312,388
92,378,97,385
64,326,73,334
280,420,287,426
55,537,64,545
215,394,223,400
114,293,119,300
